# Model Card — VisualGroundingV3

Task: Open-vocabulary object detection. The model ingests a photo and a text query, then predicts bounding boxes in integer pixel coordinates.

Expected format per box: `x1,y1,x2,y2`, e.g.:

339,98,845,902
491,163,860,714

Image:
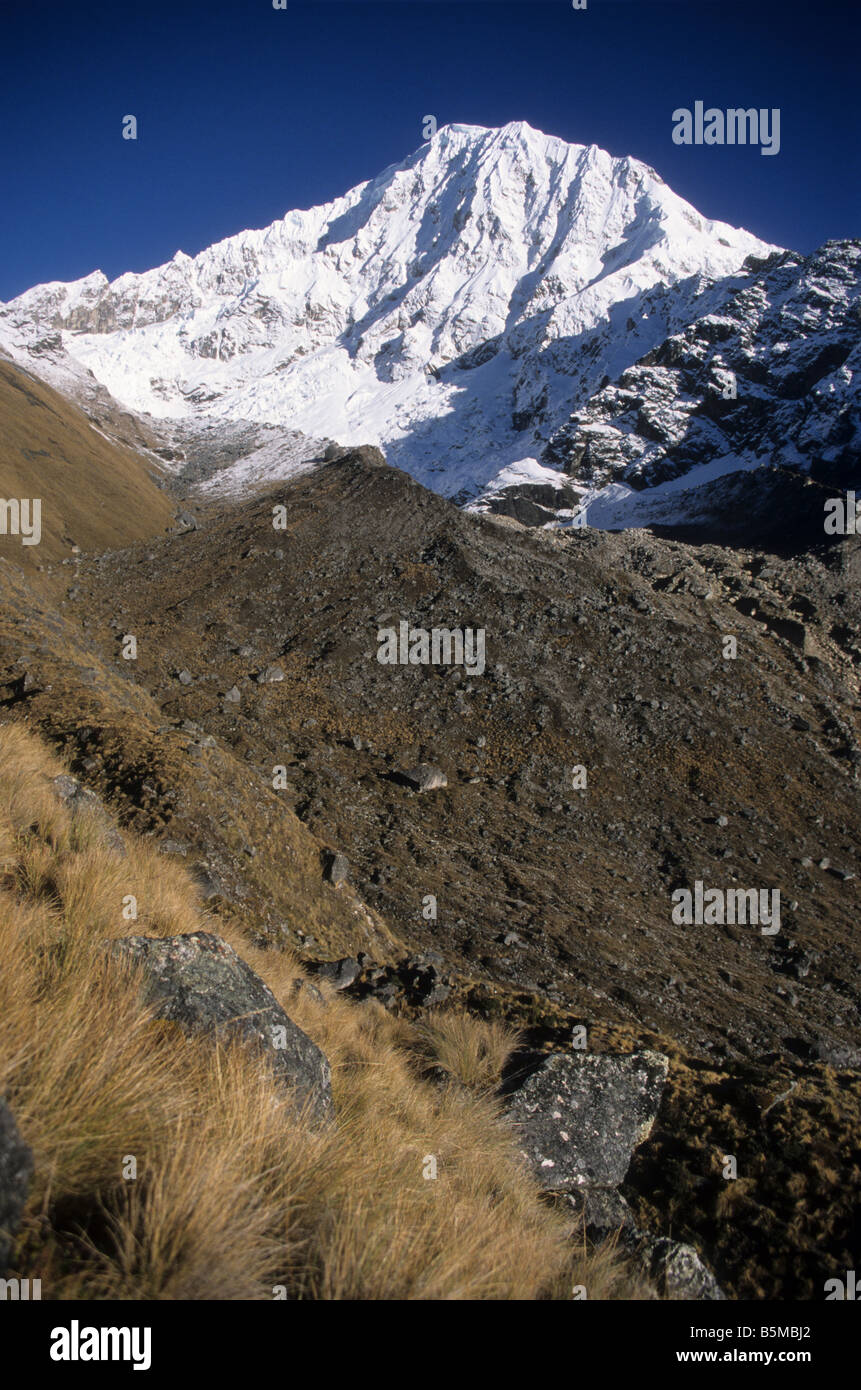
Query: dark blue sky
1,0,858,300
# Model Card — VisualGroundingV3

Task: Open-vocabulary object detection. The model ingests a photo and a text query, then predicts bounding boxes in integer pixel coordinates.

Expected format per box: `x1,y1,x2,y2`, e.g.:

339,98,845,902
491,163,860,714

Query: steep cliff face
529,240,861,530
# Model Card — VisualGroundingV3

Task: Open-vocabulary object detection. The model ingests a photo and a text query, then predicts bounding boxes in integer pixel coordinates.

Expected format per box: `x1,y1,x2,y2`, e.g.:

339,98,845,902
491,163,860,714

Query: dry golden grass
411,1009,521,1092
0,721,648,1300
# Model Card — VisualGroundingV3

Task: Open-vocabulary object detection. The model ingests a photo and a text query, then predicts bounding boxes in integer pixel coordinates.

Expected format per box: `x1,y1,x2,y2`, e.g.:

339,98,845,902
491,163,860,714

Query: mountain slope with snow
0,121,777,504
475,240,861,530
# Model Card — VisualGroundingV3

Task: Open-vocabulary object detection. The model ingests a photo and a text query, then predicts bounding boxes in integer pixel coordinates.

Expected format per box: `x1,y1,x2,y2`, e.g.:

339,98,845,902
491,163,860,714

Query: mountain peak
0,122,778,502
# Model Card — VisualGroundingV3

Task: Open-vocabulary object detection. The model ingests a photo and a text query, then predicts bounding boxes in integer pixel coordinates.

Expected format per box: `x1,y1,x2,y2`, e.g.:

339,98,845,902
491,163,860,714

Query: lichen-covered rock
504,1050,668,1189
0,1098,33,1276
640,1236,726,1301
108,932,333,1122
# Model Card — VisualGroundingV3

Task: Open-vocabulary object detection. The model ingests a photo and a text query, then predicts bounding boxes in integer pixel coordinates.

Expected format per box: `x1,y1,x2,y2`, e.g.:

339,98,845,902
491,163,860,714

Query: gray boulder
323,851,349,886
504,1050,668,1189
0,1098,33,1276
313,957,361,990
402,763,448,792
640,1236,726,1301
108,932,333,1122
257,665,285,685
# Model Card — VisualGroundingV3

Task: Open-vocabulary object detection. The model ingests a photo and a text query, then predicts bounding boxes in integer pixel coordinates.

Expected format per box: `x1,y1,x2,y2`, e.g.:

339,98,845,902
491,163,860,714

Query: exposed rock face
0,122,772,506
541,241,861,527
0,1098,33,1276
503,1050,669,1189
108,932,333,1121
51,774,126,856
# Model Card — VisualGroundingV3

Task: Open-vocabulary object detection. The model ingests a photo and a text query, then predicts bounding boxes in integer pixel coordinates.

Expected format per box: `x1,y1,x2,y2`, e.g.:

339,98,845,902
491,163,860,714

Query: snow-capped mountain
483,239,861,529
0,121,778,507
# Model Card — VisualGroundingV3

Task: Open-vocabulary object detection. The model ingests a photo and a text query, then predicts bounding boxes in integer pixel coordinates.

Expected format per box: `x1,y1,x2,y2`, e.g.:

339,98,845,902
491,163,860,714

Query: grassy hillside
0,357,174,572
0,721,645,1300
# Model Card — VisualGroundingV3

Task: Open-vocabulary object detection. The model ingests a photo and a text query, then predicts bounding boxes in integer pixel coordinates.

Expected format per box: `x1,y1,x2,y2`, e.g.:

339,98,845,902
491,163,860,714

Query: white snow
0,121,779,506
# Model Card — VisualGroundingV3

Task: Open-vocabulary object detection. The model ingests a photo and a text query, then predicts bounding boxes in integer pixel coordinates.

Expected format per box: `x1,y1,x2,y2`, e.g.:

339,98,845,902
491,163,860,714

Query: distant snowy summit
2,121,857,528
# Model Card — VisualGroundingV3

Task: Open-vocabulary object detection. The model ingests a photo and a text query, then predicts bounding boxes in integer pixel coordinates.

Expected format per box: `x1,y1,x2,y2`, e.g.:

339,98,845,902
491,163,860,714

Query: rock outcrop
108,932,333,1122
503,1050,669,1189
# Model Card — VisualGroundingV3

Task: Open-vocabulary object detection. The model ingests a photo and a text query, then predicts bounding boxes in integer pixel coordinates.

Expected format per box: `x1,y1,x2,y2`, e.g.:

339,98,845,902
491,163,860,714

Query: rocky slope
3,426,859,1297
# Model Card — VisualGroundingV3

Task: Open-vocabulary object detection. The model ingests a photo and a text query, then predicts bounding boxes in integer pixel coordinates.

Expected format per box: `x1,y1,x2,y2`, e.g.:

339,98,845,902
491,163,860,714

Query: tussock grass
411,1009,521,1091
0,721,648,1300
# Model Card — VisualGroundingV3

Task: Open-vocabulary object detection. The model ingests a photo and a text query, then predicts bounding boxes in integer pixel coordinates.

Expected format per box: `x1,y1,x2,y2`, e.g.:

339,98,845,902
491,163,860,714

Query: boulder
257,665,285,685
312,957,361,990
640,1236,726,1301
323,851,349,886
503,1050,668,1189
402,763,448,792
0,1098,33,1276
108,932,333,1122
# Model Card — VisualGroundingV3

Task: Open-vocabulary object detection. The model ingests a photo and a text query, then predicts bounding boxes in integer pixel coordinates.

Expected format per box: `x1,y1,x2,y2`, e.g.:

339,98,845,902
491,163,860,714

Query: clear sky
0,0,858,300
